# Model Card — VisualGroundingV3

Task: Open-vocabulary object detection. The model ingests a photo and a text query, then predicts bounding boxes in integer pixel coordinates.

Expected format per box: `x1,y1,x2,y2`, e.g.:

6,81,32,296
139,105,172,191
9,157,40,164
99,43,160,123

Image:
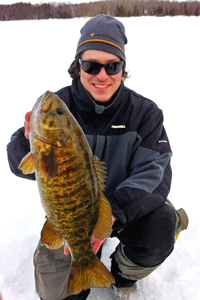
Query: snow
1,16,200,300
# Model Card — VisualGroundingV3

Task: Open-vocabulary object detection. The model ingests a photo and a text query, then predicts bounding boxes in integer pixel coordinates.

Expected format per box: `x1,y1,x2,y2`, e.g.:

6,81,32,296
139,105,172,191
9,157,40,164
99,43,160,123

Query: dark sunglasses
78,58,124,75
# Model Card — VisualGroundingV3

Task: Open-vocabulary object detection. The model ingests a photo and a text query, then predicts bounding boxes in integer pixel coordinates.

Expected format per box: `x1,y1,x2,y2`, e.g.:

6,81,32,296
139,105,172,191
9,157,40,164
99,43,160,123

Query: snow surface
1,17,200,300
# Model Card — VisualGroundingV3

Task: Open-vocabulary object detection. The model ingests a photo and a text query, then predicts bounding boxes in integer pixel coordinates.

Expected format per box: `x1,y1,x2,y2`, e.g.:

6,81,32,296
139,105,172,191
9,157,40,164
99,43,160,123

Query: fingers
64,243,70,255
24,111,31,139
25,111,32,122
112,214,117,225
92,236,106,254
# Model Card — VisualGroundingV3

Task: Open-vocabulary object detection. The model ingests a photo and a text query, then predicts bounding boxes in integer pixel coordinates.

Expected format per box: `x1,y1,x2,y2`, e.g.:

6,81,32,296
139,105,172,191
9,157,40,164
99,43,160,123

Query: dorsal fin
41,91,53,112
92,156,112,240
92,156,107,192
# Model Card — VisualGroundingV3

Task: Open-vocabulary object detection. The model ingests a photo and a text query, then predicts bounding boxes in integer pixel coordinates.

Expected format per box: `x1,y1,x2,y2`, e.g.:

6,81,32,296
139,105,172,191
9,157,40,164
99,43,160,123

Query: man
7,14,188,300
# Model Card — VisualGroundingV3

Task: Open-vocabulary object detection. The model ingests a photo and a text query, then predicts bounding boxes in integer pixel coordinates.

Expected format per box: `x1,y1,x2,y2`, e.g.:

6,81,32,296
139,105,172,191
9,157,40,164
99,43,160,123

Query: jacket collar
71,78,125,116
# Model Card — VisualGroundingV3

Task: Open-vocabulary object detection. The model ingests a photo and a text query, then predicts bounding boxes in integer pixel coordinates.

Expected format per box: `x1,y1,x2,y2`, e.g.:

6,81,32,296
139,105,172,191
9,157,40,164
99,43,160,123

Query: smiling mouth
93,83,110,89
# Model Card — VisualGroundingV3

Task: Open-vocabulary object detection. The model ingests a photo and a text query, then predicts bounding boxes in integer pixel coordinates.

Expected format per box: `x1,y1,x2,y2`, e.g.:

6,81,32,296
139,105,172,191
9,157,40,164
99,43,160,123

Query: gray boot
112,282,147,300
112,283,137,300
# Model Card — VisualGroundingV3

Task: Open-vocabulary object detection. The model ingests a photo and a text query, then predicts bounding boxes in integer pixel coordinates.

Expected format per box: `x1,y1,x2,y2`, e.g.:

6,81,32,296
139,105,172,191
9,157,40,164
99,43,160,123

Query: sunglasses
78,58,124,75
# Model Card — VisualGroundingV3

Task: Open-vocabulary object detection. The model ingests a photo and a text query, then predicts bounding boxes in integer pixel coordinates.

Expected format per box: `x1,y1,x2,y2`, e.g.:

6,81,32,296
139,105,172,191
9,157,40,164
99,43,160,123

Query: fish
18,91,115,295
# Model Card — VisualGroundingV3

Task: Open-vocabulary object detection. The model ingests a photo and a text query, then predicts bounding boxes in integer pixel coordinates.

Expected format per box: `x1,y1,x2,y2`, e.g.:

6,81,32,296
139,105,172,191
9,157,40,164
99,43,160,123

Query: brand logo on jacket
158,140,168,143
111,125,126,129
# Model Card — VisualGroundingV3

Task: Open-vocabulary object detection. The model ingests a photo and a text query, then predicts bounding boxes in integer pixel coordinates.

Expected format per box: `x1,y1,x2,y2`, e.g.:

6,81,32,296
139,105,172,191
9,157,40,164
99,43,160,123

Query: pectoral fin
40,218,64,249
93,192,112,240
18,151,35,174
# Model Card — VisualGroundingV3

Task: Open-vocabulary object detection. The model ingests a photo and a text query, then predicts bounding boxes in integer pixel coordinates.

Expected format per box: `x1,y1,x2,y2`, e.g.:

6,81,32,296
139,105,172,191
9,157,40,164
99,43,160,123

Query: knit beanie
75,14,127,63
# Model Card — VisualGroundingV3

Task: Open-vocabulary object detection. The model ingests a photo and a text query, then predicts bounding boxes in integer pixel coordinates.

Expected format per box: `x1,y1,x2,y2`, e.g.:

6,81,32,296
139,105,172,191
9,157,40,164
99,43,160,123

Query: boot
112,283,137,300
111,254,137,299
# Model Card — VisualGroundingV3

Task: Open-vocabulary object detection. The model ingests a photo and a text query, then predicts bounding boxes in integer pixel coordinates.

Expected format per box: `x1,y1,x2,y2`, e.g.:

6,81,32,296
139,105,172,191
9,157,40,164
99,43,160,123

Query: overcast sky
0,0,100,4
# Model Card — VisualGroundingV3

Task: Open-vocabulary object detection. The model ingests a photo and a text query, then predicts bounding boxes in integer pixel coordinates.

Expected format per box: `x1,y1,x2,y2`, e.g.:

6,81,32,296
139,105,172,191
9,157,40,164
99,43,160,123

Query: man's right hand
24,111,31,139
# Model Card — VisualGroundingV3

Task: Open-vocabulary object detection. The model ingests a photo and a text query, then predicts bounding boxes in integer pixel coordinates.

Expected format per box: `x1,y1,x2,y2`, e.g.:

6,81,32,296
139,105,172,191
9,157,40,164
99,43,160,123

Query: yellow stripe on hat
77,39,125,55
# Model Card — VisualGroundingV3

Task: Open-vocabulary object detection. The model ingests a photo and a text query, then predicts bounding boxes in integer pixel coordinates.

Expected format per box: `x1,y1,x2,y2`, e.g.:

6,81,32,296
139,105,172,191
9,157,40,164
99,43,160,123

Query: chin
91,94,111,103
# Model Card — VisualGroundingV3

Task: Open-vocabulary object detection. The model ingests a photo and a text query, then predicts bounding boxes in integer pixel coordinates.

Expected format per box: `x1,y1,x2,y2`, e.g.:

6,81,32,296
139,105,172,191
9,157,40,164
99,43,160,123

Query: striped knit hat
75,14,127,63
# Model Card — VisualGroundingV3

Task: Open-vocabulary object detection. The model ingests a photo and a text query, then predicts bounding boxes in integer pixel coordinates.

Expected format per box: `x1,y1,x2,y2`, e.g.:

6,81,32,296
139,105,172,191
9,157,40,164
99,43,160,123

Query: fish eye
56,108,63,115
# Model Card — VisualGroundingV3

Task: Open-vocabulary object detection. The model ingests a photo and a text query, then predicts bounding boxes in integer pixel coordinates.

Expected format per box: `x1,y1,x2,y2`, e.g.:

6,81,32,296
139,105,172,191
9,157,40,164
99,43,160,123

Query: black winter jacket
7,78,172,231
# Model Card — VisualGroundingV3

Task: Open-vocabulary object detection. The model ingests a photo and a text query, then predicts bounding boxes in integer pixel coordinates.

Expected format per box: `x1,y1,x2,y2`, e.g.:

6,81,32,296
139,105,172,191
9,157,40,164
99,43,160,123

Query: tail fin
67,255,115,295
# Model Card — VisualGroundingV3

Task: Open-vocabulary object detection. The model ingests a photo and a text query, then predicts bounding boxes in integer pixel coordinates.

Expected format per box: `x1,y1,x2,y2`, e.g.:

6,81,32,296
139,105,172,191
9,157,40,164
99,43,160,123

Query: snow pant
33,201,188,300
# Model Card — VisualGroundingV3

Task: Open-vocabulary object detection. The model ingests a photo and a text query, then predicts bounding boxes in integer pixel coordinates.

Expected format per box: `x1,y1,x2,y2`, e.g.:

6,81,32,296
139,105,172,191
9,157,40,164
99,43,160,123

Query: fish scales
36,133,100,267
18,91,114,295
41,149,97,229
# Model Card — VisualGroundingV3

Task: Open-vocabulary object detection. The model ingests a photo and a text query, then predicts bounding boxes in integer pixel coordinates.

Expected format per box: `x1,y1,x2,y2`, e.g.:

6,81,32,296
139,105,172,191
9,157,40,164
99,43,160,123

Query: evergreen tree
133,6,139,17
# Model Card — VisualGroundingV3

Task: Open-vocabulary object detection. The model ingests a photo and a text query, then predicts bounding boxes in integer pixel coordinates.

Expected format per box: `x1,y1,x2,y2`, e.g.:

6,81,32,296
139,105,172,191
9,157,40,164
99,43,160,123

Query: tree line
0,0,200,21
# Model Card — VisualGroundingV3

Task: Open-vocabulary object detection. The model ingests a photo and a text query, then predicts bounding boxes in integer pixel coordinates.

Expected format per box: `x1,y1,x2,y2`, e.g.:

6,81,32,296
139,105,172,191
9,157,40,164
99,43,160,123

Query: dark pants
39,203,176,300
114,203,176,267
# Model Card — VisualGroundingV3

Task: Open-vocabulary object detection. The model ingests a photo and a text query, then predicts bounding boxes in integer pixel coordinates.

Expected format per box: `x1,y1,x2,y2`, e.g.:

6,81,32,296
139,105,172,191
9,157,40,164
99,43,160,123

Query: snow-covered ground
1,17,200,300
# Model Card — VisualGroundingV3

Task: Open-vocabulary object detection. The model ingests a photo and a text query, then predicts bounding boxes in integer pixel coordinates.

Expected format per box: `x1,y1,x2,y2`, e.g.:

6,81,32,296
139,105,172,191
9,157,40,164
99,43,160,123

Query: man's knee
119,203,176,268
111,203,176,283
111,201,188,284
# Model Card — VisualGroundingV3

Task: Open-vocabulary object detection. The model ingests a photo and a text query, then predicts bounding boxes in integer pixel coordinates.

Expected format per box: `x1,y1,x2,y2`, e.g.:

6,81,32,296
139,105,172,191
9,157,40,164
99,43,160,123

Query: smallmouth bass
19,91,115,295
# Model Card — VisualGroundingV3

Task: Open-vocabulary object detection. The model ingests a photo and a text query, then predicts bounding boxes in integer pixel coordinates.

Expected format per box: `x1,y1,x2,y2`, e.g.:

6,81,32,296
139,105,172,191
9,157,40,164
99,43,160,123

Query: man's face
79,50,122,102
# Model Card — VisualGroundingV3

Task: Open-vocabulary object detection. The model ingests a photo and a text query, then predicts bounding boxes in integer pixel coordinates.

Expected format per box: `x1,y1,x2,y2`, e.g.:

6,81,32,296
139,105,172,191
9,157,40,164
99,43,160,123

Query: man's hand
64,243,70,255
64,214,117,256
24,111,31,139
112,214,117,225
92,236,106,254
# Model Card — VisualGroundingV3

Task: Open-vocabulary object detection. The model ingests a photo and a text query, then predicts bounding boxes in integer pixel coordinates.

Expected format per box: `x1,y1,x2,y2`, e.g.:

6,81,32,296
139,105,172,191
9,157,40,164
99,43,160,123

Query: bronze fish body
19,91,114,295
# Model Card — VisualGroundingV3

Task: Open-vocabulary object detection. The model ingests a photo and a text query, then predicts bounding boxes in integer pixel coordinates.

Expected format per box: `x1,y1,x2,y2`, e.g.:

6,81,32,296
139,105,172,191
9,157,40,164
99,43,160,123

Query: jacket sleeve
106,109,172,231
7,127,36,180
